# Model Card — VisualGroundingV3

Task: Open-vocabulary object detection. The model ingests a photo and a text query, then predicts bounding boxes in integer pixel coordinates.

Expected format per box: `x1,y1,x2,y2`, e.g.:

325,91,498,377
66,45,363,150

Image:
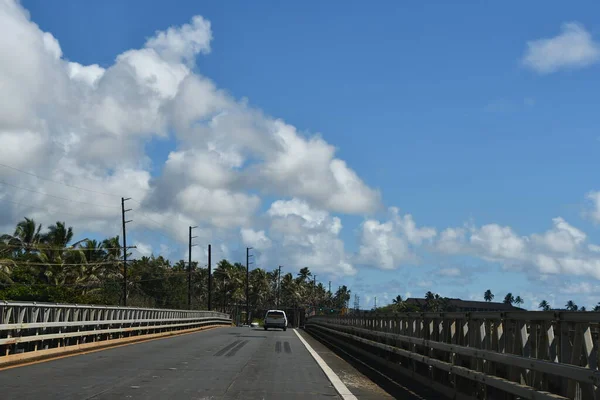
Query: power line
0,180,119,209
0,162,122,198
129,208,189,246
0,163,190,246
0,243,129,251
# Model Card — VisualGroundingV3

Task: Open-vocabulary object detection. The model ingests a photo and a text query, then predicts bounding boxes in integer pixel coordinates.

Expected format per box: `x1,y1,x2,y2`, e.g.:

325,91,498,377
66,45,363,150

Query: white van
264,309,287,331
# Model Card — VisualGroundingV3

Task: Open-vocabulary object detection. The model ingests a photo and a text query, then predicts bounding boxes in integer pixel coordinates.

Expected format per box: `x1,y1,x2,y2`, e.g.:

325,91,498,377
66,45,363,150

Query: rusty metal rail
0,301,231,361
306,312,600,400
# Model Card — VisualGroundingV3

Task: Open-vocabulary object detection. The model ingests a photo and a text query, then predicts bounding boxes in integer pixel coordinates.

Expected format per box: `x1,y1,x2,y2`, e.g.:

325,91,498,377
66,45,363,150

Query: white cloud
67,62,105,87
5,0,600,287
356,207,436,270
559,282,596,295
134,242,153,257
589,244,600,253
434,215,600,280
266,199,355,277
240,228,272,251
585,191,600,223
0,0,378,278
244,121,381,214
522,22,600,73
436,227,467,254
145,15,212,65
470,224,528,261
531,217,586,253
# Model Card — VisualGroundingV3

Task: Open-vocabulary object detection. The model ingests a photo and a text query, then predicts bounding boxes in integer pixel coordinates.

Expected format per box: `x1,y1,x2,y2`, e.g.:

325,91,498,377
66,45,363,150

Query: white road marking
293,329,358,400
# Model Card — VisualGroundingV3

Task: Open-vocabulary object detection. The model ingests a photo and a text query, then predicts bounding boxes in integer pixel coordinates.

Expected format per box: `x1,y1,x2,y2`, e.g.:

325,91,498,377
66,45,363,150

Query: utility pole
246,247,253,325
328,281,331,295
277,265,282,308
188,226,198,310
207,244,212,311
374,297,377,310
121,197,132,307
222,275,226,312
313,275,317,314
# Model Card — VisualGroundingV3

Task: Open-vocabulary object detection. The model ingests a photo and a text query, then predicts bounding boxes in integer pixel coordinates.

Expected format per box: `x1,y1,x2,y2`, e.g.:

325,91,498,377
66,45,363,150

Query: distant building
404,298,525,312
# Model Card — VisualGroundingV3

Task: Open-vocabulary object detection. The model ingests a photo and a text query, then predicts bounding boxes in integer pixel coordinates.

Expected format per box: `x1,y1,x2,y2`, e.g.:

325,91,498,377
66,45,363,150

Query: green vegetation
0,218,351,315
1,218,593,313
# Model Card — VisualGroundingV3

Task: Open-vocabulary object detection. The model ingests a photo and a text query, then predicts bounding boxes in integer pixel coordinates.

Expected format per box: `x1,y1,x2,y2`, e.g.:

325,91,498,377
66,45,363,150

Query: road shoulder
296,328,394,399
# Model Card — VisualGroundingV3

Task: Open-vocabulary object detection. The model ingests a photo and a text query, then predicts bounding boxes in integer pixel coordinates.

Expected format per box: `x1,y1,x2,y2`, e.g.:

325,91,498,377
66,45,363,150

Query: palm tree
297,267,312,283
1,217,43,254
42,221,75,248
249,268,271,310
424,291,434,311
281,272,302,308
0,217,365,311
538,300,550,311
333,285,351,309
484,289,494,302
393,295,403,305
514,296,524,306
503,293,515,305
1,218,43,279
580,306,587,312
565,300,578,311
594,303,600,312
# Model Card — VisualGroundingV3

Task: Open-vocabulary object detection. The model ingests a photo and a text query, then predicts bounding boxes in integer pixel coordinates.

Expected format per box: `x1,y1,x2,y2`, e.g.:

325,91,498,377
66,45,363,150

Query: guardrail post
559,319,572,396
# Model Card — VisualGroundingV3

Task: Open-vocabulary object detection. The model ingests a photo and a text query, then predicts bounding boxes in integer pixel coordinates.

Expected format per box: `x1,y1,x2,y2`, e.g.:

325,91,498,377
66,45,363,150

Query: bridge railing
306,311,600,400
0,301,231,363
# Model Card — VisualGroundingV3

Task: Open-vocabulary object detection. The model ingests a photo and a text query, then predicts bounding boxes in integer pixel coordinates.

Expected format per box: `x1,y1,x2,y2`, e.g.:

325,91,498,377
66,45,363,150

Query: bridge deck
0,327,398,399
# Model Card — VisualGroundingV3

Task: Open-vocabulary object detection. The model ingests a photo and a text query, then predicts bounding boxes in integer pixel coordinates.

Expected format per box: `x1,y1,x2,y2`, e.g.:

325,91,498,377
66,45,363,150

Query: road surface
0,327,398,399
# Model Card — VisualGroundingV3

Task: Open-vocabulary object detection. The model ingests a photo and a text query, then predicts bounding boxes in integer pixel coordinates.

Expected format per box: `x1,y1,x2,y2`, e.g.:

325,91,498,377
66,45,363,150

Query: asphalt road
0,327,394,399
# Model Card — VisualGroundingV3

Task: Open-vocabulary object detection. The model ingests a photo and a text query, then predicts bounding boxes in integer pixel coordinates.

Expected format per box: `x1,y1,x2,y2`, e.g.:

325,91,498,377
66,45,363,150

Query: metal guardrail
306,312,600,400
0,301,232,359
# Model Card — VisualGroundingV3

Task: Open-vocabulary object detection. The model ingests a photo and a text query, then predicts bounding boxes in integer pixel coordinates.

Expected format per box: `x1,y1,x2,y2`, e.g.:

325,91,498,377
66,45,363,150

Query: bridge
0,301,598,399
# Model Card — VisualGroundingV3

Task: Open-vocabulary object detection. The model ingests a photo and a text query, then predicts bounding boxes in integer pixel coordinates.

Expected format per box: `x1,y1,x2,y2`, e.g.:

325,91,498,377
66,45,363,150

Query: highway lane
0,327,355,399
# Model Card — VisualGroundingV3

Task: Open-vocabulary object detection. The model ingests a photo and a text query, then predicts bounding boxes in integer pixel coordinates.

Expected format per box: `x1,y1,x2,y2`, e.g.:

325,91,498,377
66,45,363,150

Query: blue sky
4,0,600,310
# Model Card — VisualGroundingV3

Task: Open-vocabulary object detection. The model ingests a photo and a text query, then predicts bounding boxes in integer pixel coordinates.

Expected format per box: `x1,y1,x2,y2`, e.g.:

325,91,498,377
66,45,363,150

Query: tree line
0,218,351,316
2,218,596,314
483,289,599,312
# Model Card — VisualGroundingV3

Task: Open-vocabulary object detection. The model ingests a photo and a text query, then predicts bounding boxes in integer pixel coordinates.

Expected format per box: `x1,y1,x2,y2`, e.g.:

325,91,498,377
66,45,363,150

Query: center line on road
293,329,358,400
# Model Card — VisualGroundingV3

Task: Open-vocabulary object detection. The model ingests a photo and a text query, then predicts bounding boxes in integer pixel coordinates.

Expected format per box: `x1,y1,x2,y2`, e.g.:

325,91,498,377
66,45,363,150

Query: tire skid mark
225,340,248,357
213,340,240,357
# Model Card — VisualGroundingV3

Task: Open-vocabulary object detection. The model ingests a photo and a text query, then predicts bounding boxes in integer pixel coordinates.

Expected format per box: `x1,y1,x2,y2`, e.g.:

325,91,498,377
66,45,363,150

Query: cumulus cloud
522,22,600,73
266,199,355,277
134,242,153,257
240,228,272,251
0,0,378,277
559,281,596,295
145,15,212,65
5,0,600,286
585,191,600,223
356,207,436,270
434,215,600,280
